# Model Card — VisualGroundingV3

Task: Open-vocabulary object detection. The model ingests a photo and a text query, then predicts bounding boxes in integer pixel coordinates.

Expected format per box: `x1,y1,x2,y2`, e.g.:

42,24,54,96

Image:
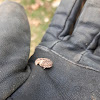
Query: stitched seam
37,45,100,73
46,0,78,39
57,0,78,39
46,31,57,39
51,40,61,49
46,0,79,49
56,12,67,15
49,24,63,29
77,31,100,62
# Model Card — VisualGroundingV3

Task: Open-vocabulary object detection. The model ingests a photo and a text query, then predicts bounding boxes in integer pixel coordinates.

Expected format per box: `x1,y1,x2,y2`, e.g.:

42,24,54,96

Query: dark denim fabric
0,1,30,100
0,0,100,100
7,46,100,100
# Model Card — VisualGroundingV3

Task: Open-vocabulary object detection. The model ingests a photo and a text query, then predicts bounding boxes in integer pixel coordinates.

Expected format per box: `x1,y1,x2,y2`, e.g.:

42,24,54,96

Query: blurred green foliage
21,0,35,5
20,0,57,56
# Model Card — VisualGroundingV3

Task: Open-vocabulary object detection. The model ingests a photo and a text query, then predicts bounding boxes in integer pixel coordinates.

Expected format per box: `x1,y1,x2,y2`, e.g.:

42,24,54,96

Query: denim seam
37,45,100,73
77,31,100,63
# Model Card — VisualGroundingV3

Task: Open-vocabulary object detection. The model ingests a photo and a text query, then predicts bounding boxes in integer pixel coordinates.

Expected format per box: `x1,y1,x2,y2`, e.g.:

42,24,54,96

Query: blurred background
0,0,61,56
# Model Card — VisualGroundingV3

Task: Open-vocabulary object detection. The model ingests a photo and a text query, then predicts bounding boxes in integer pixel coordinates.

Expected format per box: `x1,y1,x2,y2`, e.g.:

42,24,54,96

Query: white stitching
37,45,100,73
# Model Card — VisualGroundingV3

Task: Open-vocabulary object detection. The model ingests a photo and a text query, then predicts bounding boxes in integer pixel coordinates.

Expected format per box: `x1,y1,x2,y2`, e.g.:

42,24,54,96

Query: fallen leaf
28,18,41,27
44,17,49,23
31,3,40,10
52,0,61,8
31,34,37,41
